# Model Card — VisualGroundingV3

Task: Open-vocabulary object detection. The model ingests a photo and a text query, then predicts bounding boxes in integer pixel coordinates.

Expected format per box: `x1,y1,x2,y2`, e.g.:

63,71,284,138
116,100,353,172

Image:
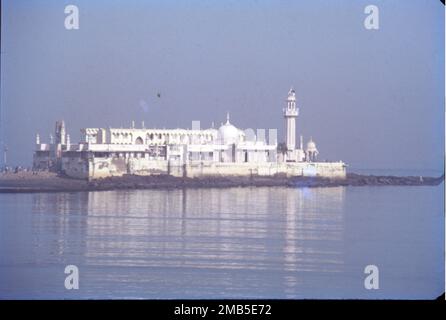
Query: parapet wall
65,157,346,180
62,156,89,179
87,158,169,180
182,162,346,179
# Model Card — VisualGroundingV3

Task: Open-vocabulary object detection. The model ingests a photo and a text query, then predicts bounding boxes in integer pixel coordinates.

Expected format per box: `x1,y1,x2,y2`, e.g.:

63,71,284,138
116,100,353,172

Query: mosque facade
33,88,346,180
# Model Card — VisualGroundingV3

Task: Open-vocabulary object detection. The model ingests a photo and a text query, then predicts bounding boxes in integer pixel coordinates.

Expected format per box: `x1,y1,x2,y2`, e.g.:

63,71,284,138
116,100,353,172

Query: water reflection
31,193,89,264
5,185,438,299
30,187,345,298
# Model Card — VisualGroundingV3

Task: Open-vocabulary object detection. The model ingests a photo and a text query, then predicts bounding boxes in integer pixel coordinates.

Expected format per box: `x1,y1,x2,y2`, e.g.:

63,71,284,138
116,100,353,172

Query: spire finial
226,112,230,124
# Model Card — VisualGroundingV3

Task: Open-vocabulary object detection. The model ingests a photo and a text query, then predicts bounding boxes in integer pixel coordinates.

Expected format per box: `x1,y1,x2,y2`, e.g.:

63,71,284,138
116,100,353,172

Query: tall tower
283,88,299,152
55,120,66,145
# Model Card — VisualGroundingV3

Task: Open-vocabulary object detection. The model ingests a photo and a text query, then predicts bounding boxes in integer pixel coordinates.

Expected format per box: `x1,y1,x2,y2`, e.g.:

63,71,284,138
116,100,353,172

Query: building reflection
31,192,89,264
276,187,345,297
31,186,345,297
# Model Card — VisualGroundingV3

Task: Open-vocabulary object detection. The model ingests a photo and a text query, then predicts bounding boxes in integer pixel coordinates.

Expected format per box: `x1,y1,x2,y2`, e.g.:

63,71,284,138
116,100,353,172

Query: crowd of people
1,166,41,175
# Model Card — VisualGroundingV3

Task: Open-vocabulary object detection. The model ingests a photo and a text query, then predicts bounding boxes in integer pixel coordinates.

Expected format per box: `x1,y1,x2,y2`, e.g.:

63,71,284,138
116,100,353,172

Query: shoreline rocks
0,172,443,193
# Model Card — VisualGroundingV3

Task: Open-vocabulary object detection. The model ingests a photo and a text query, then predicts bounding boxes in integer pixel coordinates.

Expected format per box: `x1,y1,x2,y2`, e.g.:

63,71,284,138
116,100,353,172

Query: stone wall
62,156,346,180
61,156,89,179
128,158,169,176
181,162,346,179
88,158,127,179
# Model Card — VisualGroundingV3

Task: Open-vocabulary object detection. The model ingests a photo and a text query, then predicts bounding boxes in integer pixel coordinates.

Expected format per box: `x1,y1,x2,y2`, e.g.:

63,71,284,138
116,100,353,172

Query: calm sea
0,177,444,299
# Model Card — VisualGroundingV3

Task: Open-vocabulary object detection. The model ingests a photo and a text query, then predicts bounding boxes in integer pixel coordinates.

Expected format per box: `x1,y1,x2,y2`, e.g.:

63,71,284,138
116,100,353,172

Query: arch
135,136,143,145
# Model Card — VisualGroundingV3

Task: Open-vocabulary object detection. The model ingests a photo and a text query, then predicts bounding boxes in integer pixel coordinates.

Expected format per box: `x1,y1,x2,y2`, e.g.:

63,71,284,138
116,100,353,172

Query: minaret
283,88,299,152
55,120,66,145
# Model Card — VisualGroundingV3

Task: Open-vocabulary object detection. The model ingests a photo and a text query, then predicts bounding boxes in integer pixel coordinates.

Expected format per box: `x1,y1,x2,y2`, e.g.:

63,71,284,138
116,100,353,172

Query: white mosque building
33,88,346,180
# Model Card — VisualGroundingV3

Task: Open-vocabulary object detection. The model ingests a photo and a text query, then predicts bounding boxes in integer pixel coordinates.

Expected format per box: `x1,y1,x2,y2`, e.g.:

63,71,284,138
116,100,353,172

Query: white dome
306,139,317,151
218,123,239,144
218,114,241,144
287,88,296,101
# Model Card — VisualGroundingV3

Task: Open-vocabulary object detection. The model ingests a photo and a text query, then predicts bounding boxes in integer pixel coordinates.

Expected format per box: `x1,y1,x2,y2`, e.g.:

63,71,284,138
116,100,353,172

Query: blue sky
1,0,444,173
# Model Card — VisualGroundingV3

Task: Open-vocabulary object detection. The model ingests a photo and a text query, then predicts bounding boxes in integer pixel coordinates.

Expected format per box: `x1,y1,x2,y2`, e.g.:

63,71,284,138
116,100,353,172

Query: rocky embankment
0,172,443,193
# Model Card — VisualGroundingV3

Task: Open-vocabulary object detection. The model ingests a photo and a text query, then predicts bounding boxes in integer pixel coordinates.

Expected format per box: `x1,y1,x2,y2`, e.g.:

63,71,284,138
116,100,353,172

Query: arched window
135,137,143,145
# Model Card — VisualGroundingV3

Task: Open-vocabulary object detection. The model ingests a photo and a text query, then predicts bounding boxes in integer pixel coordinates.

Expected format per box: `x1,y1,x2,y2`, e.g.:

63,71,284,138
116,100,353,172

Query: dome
287,88,296,101
218,114,240,144
306,138,317,151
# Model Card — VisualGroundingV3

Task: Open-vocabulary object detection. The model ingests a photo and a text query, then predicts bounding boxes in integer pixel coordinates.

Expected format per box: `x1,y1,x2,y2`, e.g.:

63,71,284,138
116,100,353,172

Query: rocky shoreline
0,171,443,193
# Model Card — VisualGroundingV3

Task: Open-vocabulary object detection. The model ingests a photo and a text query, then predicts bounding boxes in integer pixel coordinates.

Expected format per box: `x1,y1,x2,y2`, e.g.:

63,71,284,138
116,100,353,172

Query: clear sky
1,0,444,173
